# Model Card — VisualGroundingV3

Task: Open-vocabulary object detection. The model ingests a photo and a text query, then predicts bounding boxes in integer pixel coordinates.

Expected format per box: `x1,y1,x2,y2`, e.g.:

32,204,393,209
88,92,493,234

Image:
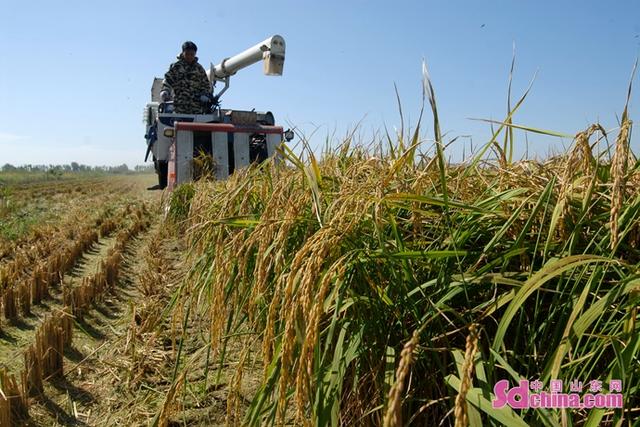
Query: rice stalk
610,117,632,250
382,327,421,427
453,324,479,427
558,124,604,239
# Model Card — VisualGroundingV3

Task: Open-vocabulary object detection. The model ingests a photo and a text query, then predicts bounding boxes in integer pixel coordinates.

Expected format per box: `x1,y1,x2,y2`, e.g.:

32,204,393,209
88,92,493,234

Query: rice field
160,68,640,426
1,74,639,426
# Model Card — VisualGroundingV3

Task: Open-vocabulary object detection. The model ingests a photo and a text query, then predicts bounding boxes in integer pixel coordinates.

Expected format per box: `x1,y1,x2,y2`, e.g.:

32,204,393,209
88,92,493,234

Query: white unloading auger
206,35,286,100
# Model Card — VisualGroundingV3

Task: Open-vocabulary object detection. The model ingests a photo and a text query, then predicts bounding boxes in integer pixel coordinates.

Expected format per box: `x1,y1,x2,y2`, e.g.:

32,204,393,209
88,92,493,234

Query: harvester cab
143,35,294,190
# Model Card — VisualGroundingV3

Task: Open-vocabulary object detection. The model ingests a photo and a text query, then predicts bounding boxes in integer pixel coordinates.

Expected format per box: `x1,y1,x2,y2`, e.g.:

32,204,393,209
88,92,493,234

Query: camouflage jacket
162,55,211,114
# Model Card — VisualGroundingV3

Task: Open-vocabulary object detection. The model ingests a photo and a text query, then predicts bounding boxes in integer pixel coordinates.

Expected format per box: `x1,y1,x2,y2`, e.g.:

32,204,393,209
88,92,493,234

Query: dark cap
182,41,197,52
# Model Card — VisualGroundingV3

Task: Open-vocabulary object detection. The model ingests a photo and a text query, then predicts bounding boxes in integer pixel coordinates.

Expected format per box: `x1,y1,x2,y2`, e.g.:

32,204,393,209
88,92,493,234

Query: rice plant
169,62,639,426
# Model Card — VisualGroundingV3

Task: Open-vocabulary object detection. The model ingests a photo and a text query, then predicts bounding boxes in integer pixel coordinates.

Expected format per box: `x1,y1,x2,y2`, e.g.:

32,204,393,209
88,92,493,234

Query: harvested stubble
64,207,149,320
2,286,17,320
169,92,640,426
23,344,43,397
17,281,30,316
0,388,8,427
30,264,48,305
0,205,125,324
0,202,150,422
0,196,126,287
0,369,28,423
35,314,66,379
99,218,118,237
64,275,97,320
103,248,122,288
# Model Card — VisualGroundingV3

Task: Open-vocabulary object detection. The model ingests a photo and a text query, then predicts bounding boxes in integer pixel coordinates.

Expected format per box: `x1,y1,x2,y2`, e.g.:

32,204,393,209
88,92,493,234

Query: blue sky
1,0,639,167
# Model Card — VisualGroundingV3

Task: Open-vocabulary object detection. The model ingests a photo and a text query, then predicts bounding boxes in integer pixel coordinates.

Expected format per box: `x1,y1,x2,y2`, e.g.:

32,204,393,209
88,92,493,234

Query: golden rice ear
558,124,605,239
454,324,480,427
383,327,422,427
226,341,253,427
610,117,632,250
611,59,637,251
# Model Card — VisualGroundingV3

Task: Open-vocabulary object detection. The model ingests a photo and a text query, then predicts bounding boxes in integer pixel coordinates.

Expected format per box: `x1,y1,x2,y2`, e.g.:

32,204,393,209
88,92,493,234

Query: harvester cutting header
143,35,293,190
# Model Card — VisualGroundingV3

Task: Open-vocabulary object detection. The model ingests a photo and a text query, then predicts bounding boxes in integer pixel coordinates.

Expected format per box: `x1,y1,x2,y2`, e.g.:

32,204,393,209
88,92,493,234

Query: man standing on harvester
147,41,212,190
143,35,289,191
160,41,212,115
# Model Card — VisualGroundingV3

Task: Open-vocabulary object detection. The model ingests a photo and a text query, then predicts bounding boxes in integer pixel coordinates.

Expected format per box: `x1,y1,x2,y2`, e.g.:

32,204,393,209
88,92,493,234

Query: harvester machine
143,35,293,190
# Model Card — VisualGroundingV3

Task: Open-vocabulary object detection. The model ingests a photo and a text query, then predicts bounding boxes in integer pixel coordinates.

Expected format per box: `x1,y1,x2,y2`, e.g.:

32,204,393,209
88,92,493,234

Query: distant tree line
1,163,154,174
